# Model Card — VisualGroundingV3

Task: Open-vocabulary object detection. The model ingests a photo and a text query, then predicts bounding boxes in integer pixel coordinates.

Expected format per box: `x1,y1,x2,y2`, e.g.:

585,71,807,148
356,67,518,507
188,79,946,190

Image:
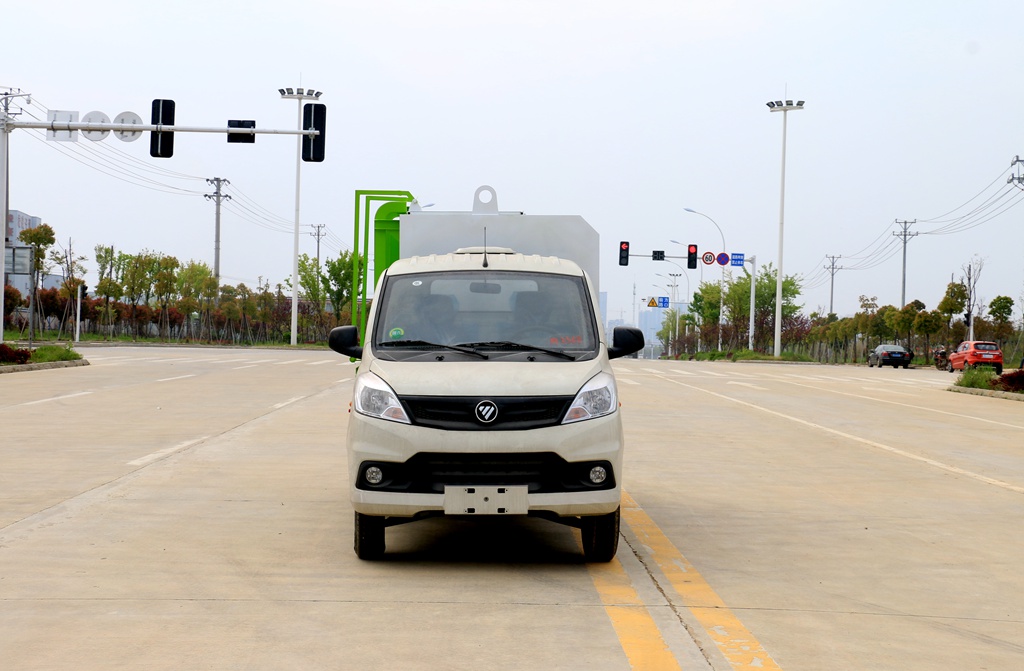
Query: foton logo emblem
475,400,499,424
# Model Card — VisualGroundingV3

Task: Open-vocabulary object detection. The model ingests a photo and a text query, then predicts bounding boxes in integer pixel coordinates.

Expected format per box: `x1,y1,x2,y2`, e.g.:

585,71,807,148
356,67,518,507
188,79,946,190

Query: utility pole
894,219,917,308
204,177,231,288
1009,156,1024,190
824,254,843,315
1,88,30,345
309,223,326,267
310,223,327,311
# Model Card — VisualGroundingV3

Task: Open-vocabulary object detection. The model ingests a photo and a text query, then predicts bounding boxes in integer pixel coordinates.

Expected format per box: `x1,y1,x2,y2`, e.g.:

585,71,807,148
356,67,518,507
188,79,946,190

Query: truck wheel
354,512,385,560
581,507,620,563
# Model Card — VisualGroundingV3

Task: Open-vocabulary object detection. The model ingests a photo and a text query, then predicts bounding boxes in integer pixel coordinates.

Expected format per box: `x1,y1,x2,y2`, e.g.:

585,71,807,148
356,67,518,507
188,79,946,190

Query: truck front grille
401,395,574,430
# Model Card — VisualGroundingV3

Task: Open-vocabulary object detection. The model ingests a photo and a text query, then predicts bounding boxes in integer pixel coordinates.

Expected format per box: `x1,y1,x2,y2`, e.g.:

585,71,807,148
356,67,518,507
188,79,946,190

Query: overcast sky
5,1,1024,326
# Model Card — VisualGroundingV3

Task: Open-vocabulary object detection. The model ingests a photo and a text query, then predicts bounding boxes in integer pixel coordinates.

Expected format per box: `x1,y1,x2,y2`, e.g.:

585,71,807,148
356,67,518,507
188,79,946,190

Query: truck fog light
589,466,607,484
365,466,384,485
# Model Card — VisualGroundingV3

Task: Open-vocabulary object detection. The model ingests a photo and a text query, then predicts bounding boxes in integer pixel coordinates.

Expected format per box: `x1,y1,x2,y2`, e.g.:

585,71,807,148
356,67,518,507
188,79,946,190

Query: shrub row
0,343,31,364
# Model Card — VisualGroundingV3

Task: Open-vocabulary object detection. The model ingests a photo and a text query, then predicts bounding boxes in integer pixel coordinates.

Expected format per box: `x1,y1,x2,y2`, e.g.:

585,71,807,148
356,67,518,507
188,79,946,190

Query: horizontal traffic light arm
10,119,320,137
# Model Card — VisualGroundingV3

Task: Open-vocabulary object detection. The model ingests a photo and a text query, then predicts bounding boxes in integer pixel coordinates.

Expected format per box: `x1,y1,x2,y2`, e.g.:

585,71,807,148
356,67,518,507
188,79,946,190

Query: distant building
4,209,63,299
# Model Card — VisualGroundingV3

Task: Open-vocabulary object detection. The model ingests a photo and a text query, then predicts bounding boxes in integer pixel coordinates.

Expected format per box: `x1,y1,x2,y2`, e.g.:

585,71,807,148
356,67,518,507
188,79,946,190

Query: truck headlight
562,372,617,424
353,373,411,424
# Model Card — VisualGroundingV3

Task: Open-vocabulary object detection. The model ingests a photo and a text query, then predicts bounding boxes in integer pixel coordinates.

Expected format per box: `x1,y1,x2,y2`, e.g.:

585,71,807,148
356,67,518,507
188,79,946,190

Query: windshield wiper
454,341,576,361
376,340,488,359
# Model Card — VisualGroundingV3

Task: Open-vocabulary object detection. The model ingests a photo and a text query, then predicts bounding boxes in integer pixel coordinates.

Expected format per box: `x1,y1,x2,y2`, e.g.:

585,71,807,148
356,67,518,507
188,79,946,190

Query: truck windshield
374,270,598,358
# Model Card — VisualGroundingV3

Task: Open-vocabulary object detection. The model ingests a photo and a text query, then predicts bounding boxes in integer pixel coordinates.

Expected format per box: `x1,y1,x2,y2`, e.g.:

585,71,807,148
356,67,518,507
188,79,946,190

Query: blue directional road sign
731,253,745,267
658,296,669,308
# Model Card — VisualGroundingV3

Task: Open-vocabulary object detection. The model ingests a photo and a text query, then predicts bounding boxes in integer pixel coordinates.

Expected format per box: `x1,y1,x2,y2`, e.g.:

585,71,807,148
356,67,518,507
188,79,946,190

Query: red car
948,341,1003,375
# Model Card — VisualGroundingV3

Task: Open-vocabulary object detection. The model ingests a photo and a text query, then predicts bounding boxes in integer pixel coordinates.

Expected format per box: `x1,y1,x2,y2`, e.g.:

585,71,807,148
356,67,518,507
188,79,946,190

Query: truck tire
354,512,385,560
581,507,620,563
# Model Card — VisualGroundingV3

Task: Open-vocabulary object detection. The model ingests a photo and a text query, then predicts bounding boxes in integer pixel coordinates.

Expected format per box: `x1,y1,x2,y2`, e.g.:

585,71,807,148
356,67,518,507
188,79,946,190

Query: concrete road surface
1,347,1023,670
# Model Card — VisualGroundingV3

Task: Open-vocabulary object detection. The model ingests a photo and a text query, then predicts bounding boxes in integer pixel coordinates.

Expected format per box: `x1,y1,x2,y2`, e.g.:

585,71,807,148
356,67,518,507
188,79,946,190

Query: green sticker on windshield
389,327,405,340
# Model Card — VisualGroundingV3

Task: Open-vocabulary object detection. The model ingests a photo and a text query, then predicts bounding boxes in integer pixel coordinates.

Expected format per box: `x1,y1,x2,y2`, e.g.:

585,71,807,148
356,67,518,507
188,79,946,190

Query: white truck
328,187,643,561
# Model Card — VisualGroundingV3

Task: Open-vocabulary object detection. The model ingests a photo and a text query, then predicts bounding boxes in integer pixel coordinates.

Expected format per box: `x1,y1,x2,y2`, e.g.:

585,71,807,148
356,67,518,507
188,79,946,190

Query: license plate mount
443,485,529,515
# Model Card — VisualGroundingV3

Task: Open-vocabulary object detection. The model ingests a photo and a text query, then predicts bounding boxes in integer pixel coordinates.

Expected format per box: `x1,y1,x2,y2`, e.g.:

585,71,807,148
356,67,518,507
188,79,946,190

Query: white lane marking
128,436,209,466
246,359,277,364
618,378,640,385
18,391,93,407
233,365,258,370
861,386,912,396
727,381,767,390
273,359,307,366
306,360,333,366
658,375,1024,494
335,377,352,384
273,396,305,409
157,374,196,382
779,379,1024,430
641,368,663,375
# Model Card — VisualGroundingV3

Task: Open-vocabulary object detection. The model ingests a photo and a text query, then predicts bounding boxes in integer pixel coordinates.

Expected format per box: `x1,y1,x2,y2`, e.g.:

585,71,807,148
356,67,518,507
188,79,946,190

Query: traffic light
618,241,630,266
150,99,175,158
687,244,698,269
652,250,665,261
302,103,327,162
227,119,256,143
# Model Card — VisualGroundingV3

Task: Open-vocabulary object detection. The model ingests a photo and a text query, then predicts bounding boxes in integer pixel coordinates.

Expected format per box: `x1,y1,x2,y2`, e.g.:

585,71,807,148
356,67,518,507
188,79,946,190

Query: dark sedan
868,344,912,369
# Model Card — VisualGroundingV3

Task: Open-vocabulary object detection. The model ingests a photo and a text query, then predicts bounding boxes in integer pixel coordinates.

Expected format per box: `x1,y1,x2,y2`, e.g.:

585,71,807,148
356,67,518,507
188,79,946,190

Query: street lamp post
682,209,726,352
654,283,673,358
744,255,757,351
657,272,680,355
663,260,691,350
278,86,323,346
766,98,805,357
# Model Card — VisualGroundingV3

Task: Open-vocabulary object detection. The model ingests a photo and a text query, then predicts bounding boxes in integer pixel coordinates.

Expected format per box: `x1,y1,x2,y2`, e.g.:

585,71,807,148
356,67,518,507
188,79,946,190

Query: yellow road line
621,491,782,670
582,542,682,670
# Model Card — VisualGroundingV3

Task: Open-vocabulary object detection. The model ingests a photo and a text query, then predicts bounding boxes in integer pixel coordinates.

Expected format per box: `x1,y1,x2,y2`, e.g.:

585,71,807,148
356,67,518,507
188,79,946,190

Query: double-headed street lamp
278,86,323,346
681,208,726,351
766,98,805,357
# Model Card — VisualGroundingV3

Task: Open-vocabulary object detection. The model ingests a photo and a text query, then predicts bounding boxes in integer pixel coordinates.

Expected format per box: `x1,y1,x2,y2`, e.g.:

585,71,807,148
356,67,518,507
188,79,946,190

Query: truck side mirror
607,326,644,360
329,325,363,358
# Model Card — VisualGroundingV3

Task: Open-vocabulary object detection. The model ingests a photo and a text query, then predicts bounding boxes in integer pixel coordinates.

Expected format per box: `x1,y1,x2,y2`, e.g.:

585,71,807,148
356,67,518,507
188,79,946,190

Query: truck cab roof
386,249,587,277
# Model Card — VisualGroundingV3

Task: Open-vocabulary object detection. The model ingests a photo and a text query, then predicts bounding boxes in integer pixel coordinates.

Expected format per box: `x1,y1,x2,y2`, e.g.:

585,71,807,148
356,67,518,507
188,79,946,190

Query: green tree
886,303,918,351
988,295,1015,346
18,223,56,339
913,310,945,361
120,251,155,339
322,250,363,322
937,282,968,342
153,256,180,339
297,253,325,308
176,260,213,340
49,240,88,338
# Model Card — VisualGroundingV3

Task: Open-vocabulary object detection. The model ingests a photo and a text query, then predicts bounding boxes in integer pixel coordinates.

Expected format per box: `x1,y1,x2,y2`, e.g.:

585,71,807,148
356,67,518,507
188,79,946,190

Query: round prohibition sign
702,251,716,265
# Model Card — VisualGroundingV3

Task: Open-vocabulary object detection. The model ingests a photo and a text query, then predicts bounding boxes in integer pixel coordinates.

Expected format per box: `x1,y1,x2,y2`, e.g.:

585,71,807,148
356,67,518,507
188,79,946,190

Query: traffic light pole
8,119,318,139
3,101,323,347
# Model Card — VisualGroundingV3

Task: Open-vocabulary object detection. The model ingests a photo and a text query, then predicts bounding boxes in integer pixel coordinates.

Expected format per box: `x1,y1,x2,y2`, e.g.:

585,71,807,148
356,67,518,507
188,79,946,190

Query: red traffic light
687,244,698,269
618,241,630,266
